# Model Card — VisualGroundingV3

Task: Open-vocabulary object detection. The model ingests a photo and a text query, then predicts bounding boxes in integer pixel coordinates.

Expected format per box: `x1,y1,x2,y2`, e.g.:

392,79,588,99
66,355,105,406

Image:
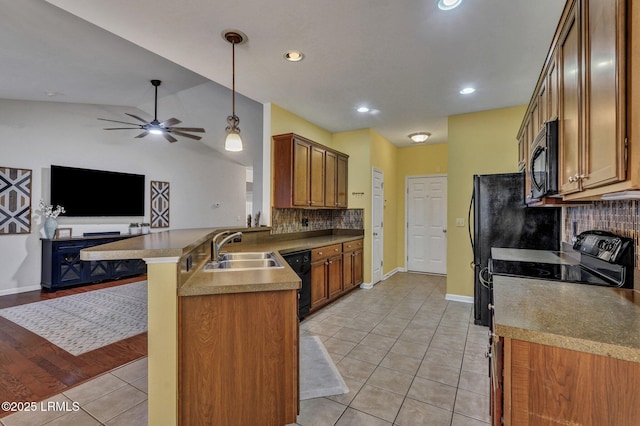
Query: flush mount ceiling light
460,87,476,95
357,106,370,113
223,30,247,152
438,0,462,10
284,50,304,62
409,132,431,143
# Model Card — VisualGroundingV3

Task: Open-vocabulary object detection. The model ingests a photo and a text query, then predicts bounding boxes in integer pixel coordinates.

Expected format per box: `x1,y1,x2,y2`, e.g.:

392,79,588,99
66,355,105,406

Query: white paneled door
372,168,384,284
406,176,447,274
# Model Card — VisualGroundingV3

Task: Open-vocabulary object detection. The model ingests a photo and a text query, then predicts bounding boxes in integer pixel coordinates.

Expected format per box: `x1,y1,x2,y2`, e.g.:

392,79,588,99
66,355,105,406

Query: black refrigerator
470,172,561,326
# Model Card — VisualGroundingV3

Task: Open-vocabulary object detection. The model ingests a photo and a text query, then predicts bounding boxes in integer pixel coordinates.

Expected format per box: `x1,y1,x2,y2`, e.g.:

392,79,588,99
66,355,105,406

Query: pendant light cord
232,40,236,117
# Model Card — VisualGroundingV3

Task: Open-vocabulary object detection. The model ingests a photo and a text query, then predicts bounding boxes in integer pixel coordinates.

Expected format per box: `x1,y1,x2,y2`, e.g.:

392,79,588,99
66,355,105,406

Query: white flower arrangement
39,200,66,219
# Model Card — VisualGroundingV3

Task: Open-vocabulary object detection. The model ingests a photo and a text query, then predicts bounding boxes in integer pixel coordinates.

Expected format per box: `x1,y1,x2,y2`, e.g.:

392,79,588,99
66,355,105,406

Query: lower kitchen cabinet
310,240,363,313
493,337,640,425
179,289,298,426
311,243,342,309
343,239,363,290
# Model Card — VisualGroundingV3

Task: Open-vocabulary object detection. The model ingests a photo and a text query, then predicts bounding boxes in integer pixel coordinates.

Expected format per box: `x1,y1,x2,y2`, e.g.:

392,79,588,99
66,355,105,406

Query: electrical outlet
455,218,465,227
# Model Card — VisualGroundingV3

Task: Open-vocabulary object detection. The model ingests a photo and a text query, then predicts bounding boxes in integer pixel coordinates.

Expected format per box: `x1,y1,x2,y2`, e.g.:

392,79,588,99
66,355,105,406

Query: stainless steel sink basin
219,252,276,261
202,252,284,271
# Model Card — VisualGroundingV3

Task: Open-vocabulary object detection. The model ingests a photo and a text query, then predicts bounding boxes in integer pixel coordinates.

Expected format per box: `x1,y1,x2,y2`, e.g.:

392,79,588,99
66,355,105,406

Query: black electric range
490,230,634,289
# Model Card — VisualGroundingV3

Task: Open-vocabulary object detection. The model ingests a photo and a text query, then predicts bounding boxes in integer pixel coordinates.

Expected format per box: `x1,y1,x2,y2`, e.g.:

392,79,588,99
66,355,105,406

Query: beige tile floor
0,272,489,426
294,272,490,426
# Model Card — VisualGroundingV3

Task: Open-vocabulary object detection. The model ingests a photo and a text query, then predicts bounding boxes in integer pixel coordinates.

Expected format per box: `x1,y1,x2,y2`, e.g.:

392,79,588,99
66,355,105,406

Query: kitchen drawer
311,244,342,261
343,239,363,252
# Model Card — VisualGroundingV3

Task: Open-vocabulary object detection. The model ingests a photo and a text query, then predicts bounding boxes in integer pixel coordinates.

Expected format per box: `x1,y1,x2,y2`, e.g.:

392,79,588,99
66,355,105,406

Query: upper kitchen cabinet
519,0,630,200
273,133,349,209
580,0,626,191
558,1,582,194
560,0,626,195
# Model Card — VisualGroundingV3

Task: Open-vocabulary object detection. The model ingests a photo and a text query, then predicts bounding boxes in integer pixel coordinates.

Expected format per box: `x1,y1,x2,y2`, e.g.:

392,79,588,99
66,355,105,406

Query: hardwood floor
0,277,148,416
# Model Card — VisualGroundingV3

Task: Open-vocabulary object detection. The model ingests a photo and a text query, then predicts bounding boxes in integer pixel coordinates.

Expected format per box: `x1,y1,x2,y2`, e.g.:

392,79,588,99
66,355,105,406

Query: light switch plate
455,218,465,227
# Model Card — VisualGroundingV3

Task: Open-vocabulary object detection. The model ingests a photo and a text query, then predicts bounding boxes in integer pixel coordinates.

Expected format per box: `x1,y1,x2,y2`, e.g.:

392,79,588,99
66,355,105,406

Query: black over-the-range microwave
529,119,559,200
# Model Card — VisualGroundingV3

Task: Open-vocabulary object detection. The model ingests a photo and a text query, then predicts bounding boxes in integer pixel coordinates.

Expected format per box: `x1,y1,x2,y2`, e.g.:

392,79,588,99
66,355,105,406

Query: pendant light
223,31,245,152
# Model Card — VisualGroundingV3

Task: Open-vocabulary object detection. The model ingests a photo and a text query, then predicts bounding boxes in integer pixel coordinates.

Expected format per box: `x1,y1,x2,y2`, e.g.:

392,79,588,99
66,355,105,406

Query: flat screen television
50,165,145,217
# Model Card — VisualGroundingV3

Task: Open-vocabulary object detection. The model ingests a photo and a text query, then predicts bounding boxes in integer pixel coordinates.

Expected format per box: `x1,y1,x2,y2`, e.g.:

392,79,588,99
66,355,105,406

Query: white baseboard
0,284,41,297
383,268,402,280
445,294,474,304
359,282,373,289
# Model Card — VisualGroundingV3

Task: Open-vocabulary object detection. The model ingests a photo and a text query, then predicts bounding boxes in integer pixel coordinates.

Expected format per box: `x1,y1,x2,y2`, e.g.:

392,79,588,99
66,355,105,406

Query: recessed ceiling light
408,132,431,143
460,87,475,95
438,0,462,10
283,50,304,62
357,106,370,113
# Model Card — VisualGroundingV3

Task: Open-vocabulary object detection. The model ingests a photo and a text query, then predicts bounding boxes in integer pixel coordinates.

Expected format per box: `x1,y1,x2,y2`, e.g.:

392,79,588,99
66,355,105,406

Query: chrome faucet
212,231,243,260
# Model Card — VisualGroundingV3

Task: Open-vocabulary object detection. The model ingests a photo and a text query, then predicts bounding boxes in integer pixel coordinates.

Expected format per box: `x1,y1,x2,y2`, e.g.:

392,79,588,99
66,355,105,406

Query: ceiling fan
98,80,205,143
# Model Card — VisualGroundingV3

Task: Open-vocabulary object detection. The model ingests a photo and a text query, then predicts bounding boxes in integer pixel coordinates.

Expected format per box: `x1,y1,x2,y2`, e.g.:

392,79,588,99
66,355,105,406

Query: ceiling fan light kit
223,30,246,152
97,79,205,143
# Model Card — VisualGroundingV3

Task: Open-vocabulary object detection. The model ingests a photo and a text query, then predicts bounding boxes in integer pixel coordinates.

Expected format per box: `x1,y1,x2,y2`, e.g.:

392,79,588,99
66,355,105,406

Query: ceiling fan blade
163,133,178,143
170,130,203,141
103,127,140,130
161,117,181,127
169,127,206,133
125,113,150,124
135,131,149,139
98,118,144,127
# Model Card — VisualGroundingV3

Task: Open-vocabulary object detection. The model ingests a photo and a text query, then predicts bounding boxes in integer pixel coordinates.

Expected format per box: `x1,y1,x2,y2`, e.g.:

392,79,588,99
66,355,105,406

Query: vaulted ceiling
3,0,565,147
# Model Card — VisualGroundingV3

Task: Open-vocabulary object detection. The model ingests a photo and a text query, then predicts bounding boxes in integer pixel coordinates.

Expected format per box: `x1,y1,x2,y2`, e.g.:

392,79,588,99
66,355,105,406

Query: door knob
443,229,447,233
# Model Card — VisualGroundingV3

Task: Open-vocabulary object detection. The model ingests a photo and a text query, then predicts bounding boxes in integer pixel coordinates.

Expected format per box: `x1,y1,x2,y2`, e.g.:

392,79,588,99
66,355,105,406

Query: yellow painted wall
332,129,372,282
395,144,448,267
370,130,399,276
446,105,525,297
270,104,333,146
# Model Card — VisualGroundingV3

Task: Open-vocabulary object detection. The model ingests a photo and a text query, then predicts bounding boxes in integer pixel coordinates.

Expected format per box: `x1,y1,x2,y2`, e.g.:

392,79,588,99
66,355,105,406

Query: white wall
0,95,253,294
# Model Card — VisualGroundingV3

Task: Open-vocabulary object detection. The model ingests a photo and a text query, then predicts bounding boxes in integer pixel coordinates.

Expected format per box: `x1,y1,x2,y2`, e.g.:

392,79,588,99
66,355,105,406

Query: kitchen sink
218,252,276,261
202,252,284,271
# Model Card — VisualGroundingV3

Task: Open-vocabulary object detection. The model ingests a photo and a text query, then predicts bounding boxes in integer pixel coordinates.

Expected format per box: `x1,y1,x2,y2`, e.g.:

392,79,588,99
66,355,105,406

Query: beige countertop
493,276,640,362
79,227,364,297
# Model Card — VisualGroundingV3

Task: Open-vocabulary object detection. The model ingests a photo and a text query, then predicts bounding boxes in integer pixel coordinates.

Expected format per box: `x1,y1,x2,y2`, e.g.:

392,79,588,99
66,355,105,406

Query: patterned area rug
300,336,349,400
0,281,147,355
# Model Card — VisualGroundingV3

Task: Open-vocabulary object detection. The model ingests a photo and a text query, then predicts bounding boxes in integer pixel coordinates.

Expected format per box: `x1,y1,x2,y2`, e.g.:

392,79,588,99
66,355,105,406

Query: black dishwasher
282,250,311,319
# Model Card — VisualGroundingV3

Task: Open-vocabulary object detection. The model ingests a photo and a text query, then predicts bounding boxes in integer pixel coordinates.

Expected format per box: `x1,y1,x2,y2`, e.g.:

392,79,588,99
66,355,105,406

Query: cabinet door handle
318,251,323,255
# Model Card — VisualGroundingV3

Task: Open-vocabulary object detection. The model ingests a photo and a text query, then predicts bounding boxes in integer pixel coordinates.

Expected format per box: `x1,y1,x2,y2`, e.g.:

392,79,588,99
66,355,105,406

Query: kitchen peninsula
491,277,640,425
80,227,364,426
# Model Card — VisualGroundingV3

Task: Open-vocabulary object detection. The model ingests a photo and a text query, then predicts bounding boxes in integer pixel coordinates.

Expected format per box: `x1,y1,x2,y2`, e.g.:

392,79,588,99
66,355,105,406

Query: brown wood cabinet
310,240,362,313
559,0,627,195
343,239,363,290
519,0,628,200
493,337,640,425
179,289,298,426
311,243,342,309
273,133,349,209
558,1,582,194
325,151,349,208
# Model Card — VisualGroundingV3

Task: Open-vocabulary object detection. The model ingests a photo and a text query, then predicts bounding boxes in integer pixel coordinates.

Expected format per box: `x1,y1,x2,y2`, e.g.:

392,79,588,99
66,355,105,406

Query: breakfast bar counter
79,226,364,426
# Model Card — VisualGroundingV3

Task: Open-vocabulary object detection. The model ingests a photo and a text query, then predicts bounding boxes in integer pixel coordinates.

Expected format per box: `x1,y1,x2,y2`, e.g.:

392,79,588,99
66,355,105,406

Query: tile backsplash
271,208,364,234
563,200,639,269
